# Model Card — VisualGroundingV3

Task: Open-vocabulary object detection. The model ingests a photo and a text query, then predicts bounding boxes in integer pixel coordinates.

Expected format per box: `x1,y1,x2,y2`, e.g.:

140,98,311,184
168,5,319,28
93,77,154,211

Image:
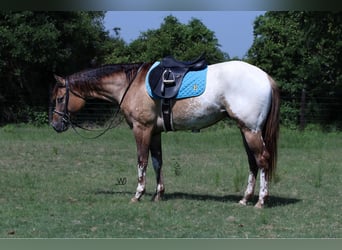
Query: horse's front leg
131,125,153,202
150,133,165,201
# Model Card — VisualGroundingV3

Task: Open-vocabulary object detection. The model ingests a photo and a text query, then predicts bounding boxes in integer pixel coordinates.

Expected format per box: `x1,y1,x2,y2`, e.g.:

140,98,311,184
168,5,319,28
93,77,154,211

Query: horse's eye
57,96,64,104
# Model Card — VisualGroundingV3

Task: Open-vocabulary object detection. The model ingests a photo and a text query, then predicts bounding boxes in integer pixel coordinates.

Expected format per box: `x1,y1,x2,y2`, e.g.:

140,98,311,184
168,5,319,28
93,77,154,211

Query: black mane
68,63,143,93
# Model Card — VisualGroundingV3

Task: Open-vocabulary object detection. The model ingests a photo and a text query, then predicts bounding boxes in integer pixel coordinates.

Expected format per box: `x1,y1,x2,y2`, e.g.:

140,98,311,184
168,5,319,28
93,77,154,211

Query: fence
1,93,341,131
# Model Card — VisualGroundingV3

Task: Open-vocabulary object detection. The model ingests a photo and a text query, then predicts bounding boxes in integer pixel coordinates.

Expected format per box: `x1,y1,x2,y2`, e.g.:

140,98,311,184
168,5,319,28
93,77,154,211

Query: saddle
147,54,208,131
148,54,207,99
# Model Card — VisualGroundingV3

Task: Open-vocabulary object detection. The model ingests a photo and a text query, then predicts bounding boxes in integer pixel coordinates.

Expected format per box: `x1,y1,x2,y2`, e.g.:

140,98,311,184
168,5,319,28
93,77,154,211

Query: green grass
0,123,341,238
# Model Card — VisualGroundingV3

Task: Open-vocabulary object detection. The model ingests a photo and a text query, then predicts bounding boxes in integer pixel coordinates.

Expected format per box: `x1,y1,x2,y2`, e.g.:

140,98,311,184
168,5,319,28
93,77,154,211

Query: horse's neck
91,75,129,103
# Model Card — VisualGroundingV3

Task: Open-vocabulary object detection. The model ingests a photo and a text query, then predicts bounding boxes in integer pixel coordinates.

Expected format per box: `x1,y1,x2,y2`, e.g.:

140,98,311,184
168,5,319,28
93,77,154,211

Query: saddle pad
146,61,207,100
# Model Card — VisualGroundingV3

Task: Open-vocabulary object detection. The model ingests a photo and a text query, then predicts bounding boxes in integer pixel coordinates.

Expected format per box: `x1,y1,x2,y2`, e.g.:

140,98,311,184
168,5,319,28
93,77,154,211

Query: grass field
0,123,341,238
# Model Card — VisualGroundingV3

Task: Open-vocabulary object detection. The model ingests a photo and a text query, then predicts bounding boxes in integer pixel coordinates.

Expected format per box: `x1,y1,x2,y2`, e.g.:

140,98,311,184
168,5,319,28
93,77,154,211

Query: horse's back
208,60,270,92
208,61,272,131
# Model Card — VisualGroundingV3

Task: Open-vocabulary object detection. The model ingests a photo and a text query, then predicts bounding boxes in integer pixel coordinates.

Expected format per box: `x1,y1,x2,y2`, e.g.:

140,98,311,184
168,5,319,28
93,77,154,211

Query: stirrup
162,69,176,85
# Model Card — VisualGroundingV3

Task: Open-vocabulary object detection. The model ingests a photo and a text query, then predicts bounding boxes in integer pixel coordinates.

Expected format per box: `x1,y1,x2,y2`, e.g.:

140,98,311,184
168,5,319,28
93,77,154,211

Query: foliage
0,13,228,125
17,107,48,127
247,12,342,128
0,11,113,124
1,11,340,129
105,15,229,64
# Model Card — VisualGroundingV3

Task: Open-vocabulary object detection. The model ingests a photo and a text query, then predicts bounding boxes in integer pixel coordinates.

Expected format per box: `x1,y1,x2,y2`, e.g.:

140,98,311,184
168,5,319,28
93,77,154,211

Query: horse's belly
171,98,226,130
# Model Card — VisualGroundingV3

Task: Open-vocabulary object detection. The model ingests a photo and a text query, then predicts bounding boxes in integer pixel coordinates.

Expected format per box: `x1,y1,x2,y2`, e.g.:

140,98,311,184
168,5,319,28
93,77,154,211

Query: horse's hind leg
239,130,258,206
150,133,165,201
256,168,269,208
240,128,270,208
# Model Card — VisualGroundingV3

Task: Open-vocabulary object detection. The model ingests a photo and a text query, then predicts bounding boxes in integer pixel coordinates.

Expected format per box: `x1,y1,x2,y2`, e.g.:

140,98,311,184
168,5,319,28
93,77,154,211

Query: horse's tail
263,76,280,181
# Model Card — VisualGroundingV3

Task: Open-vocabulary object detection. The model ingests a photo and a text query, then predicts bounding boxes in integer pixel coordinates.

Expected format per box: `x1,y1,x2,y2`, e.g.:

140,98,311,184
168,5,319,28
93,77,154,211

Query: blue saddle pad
146,61,207,99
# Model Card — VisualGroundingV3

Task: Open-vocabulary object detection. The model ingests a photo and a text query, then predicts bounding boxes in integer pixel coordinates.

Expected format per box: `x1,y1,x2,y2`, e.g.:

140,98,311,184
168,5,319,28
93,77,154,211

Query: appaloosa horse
51,60,280,208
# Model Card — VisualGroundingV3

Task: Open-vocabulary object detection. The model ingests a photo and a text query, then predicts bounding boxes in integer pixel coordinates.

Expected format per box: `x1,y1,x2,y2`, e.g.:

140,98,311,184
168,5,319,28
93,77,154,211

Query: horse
51,60,280,208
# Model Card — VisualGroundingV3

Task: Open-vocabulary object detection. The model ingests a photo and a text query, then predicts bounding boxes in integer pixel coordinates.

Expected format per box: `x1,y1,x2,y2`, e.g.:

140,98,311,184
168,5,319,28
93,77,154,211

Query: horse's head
51,75,86,133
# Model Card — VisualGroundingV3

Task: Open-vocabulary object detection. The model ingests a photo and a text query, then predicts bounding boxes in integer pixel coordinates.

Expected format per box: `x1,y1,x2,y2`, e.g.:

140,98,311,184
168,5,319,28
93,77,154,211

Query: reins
58,62,146,139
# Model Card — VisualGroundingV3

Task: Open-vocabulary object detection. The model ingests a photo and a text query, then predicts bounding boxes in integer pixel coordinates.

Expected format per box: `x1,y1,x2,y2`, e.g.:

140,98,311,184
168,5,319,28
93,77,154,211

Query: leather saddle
148,54,207,99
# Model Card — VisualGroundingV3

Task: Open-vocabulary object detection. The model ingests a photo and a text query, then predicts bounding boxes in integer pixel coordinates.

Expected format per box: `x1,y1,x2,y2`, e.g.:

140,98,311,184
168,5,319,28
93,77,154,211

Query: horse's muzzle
51,120,69,133
52,109,70,133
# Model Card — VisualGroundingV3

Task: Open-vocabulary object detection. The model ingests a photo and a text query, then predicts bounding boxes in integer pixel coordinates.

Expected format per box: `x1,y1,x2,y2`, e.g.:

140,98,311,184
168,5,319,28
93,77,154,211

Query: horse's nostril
51,122,61,133
51,121,68,133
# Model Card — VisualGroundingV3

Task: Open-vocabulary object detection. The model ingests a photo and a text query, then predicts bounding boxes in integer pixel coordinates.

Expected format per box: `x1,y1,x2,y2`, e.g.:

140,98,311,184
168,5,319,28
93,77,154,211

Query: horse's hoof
254,201,264,209
238,199,247,206
153,194,163,202
152,195,159,202
152,190,165,202
130,197,139,203
131,190,145,203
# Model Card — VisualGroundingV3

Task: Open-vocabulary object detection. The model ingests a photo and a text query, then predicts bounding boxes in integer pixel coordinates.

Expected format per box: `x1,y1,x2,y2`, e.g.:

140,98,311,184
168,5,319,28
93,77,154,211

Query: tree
103,37,130,64
0,11,112,124
105,15,229,64
247,11,341,129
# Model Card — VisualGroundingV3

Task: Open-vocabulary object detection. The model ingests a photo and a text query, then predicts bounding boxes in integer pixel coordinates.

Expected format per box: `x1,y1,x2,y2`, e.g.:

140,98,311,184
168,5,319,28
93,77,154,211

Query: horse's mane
52,63,150,100
68,63,143,93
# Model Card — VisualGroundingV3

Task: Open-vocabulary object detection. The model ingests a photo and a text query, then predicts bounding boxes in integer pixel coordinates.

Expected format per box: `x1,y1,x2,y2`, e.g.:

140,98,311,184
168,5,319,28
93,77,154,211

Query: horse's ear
54,74,65,85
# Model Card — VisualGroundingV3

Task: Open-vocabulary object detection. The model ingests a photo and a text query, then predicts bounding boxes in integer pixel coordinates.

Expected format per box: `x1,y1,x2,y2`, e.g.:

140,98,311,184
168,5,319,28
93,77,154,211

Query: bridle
53,77,87,129
53,78,71,129
53,62,146,138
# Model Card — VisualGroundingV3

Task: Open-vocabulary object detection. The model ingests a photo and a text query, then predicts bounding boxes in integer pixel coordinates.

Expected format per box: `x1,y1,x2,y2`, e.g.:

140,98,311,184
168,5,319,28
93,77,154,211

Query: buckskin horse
51,58,280,208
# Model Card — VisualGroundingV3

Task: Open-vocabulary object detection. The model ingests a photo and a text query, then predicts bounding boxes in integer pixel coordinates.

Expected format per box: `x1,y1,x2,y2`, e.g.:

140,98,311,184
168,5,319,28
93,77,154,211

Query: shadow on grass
266,196,301,208
164,192,241,203
164,192,301,208
94,190,133,196
94,189,300,208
